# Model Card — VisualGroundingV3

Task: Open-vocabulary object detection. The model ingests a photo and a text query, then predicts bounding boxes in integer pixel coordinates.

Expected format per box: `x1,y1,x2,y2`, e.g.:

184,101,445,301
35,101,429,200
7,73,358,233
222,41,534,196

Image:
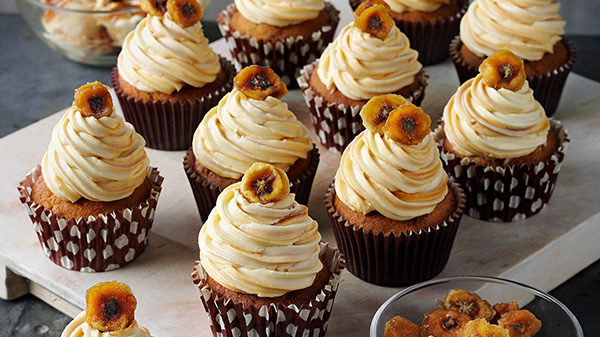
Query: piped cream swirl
384,0,450,13
117,14,221,94
199,182,323,297
41,107,149,203
335,130,448,221
234,0,324,27
442,74,550,159
60,312,152,337
317,23,421,101
192,89,313,179
460,0,565,61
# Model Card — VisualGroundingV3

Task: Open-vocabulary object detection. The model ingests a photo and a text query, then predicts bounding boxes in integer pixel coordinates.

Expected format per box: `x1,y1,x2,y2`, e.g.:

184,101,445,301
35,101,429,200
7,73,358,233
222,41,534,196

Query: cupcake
216,0,340,87
184,66,319,222
449,0,576,116
18,82,163,272
349,0,469,65
112,0,235,150
435,50,569,222
325,95,465,286
61,281,152,337
298,2,427,153
192,162,344,337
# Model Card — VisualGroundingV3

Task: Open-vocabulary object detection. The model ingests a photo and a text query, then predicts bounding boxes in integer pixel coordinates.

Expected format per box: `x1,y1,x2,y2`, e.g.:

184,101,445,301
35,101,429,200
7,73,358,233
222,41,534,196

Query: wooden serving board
1,2,600,336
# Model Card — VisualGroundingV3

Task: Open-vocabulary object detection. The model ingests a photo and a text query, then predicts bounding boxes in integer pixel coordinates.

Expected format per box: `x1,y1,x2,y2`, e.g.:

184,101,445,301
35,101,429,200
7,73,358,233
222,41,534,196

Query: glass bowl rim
370,275,583,337
16,0,142,14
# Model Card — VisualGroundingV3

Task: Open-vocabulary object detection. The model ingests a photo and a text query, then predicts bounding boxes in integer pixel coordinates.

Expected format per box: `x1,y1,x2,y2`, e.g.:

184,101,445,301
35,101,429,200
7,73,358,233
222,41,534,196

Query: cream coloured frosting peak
41,106,149,203
460,0,565,61
442,74,550,159
234,0,324,27
192,88,313,179
199,182,323,297
60,312,152,337
317,23,421,101
335,130,448,221
117,14,221,94
384,0,450,13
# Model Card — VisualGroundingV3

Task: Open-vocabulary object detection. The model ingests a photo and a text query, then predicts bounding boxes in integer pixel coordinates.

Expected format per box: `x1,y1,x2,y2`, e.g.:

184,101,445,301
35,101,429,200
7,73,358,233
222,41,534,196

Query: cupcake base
17,166,163,272
449,37,577,116
434,119,569,222
217,3,340,88
183,147,320,222
349,0,469,65
325,180,465,286
297,61,428,154
192,242,344,337
111,57,235,151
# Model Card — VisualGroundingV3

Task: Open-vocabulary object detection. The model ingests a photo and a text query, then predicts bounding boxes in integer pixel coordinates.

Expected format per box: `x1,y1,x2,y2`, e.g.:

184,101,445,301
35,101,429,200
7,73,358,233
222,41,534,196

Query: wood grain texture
1,2,599,336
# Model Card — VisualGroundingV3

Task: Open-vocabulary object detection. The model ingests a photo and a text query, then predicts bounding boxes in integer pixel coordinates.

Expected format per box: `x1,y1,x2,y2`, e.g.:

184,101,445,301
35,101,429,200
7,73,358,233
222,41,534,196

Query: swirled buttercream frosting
317,23,421,101
192,89,313,179
234,0,324,27
117,14,221,94
198,182,323,297
460,0,565,61
443,74,550,159
384,0,450,13
60,312,152,337
41,107,149,203
335,130,448,221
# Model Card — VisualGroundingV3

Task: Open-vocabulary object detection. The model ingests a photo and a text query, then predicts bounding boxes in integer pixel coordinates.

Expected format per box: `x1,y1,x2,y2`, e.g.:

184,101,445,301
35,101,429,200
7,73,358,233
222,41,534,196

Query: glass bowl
15,0,211,66
371,276,583,337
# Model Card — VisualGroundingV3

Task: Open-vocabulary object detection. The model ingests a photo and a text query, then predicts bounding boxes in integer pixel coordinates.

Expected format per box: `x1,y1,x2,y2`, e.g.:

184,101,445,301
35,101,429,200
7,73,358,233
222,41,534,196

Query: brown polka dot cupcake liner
433,119,569,222
111,57,235,151
297,61,427,154
216,3,340,88
449,37,577,116
183,147,320,222
17,166,163,272
349,0,469,66
324,180,465,287
191,242,344,337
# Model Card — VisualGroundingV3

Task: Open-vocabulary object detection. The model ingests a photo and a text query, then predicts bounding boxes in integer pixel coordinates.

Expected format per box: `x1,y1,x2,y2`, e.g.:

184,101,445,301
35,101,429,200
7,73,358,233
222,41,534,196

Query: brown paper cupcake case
216,3,340,88
325,180,465,287
192,242,344,337
434,119,569,222
449,37,577,116
183,147,320,222
17,166,163,272
297,61,427,154
111,57,235,151
349,0,469,66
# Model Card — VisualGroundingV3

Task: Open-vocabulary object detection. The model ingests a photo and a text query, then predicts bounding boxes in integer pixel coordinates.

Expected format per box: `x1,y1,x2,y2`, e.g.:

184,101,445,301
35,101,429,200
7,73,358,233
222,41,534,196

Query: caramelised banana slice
85,281,137,332
354,3,394,40
353,0,391,19
167,0,203,28
421,309,470,337
234,65,288,101
462,319,510,337
241,162,290,204
479,50,527,91
141,0,167,16
384,103,431,146
497,310,542,337
443,289,495,321
360,94,408,134
73,81,113,118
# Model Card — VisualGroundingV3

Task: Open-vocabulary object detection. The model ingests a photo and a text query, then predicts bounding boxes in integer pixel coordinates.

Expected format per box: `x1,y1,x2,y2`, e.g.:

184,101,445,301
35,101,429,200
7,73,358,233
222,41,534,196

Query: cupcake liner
183,147,320,222
433,119,569,222
17,166,163,272
216,3,340,88
324,180,465,286
297,61,427,154
191,242,344,337
349,0,469,65
449,37,577,116
111,57,235,151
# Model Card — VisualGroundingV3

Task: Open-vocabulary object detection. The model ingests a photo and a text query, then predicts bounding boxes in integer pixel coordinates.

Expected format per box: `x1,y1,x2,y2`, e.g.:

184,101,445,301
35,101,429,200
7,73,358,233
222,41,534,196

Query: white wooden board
1,1,600,336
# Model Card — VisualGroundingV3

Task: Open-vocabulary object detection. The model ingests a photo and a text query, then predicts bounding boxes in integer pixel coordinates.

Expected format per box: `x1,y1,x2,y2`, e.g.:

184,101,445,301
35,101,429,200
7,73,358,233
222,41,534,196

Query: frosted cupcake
449,0,576,116
298,2,426,153
192,162,344,337
61,281,152,337
217,0,340,87
436,50,569,221
112,0,235,150
18,82,163,272
325,95,465,286
184,66,319,222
